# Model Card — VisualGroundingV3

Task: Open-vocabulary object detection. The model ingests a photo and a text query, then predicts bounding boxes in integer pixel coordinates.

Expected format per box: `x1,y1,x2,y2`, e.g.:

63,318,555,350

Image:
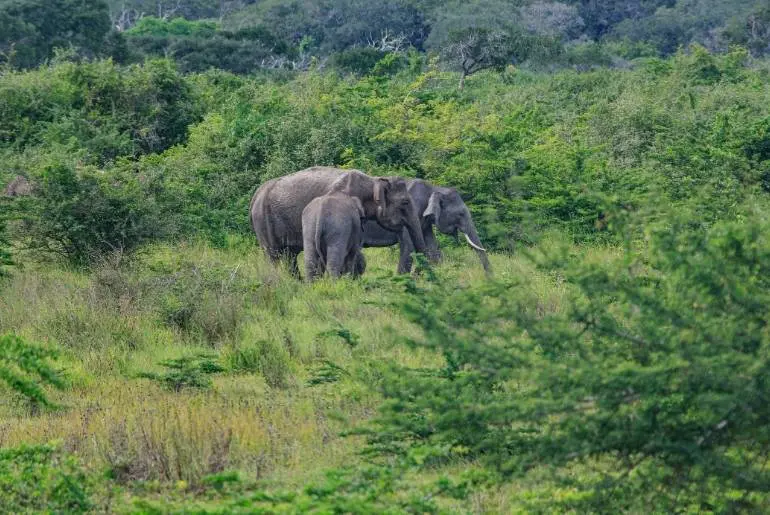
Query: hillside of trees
2,0,770,74
2,0,770,512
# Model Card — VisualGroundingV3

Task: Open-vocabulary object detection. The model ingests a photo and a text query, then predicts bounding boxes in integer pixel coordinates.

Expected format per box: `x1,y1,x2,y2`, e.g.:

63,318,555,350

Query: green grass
0,237,587,510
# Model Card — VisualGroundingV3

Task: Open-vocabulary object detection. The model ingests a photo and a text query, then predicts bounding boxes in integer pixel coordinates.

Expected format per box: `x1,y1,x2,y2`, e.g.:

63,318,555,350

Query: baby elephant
302,192,367,280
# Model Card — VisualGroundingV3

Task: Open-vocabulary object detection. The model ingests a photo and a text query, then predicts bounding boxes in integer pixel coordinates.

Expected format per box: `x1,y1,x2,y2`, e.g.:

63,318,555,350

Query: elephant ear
373,178,389,205
424,192,442,224
351,197,366,231
351,197,365,219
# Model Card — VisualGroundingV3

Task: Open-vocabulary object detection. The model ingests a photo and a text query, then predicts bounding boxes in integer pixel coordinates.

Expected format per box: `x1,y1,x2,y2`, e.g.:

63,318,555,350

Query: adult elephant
250,167,427,276
362,179,490,274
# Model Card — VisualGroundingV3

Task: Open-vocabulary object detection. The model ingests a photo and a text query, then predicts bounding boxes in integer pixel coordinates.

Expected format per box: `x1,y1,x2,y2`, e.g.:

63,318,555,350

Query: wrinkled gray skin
346,249,366,277
302,192,367,280
362,179,490,274
250,167,427,277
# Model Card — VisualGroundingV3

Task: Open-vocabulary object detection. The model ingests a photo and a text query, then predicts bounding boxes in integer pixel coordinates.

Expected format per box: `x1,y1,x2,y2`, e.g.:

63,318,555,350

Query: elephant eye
400,199,410,207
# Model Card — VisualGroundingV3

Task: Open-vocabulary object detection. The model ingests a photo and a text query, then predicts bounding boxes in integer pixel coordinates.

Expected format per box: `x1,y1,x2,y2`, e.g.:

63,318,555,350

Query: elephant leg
349,250,366,278
342,250,359,277
304,250,323,282
325,246,347,279
424,227,442,264
266,247,283,265
397,228,415,274
286,249,301,278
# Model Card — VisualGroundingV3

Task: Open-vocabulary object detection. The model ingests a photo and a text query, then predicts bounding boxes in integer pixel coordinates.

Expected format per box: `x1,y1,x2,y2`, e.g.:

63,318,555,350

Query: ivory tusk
463,233,487,252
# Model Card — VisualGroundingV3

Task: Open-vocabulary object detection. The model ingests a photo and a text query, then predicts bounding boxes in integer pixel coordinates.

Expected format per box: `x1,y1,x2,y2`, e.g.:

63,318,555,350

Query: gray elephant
362,179,490,274
302,192,366,280
250,166,427,276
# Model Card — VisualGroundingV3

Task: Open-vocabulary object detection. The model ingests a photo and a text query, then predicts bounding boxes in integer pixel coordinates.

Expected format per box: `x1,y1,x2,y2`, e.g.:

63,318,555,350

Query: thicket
356,202,770,511
3,47,768,265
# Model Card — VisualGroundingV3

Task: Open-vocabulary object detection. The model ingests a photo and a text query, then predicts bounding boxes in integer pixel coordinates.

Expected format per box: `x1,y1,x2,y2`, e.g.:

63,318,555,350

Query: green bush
140,257,256,344
331,47,388,75
0,58,201,159
126,24,292,75
139,354,225,391
22,162,167,265
0,333,66,410
0,443,93,512
19,159,171,266
363,204,770,511
226,339,292,389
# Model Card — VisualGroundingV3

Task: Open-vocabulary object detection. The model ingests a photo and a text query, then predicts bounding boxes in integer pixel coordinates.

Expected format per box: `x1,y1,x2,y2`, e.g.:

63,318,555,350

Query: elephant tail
249,188,258,235
315,221,326,270
253,180,278,252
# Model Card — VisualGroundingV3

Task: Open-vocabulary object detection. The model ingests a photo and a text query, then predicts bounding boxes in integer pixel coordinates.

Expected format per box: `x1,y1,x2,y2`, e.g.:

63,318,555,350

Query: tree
0,0,112,68
519,1,584,40
366,206,770,511
568,0,674,40
724,4,770,57
248,0,428,55
441,28,516,89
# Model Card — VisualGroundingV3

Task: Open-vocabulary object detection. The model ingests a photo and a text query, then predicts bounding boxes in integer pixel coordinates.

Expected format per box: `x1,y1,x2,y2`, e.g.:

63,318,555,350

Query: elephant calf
302,192,366,280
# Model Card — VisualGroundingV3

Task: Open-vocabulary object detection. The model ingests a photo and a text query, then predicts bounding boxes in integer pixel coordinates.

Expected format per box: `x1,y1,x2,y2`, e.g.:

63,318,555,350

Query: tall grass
0,238,578,495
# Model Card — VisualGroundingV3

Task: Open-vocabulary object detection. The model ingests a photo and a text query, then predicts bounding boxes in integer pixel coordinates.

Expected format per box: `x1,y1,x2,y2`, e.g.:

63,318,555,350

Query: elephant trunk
406,206,428,256
462,219,491,275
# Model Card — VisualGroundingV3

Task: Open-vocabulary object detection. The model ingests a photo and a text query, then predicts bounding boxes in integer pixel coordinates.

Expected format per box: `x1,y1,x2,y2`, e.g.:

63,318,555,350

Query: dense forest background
2,0,770,74
2,0,770,512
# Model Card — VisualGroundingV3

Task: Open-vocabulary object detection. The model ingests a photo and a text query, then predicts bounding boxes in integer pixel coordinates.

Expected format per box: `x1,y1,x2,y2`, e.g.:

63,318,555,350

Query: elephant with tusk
362,179,491,274
250,167,428,277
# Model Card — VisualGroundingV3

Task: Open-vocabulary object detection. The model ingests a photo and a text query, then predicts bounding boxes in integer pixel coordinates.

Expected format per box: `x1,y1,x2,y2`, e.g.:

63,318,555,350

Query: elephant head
330,172,428,255
423,188,490,273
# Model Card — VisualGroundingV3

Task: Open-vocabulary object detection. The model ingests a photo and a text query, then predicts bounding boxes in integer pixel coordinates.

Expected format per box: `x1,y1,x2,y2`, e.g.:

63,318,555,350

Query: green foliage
0,57,201,158
20,159,171,266
0,333,66,409
0,201,13,277
125,16,218,38
611,0,757,56
361,203,770,511
230,0,428,54
139,353,225,391
226,340,292,388
331,47,389,76
3,46,768,253
306,360,349,386
0,443,93,512
2,20,770,509
724,3,770,57
0,0,112,69
124,18,293,74
132,463,488,513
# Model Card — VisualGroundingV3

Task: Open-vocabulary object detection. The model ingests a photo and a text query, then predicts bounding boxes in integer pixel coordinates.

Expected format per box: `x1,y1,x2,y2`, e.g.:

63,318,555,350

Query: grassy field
0,239,583,510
